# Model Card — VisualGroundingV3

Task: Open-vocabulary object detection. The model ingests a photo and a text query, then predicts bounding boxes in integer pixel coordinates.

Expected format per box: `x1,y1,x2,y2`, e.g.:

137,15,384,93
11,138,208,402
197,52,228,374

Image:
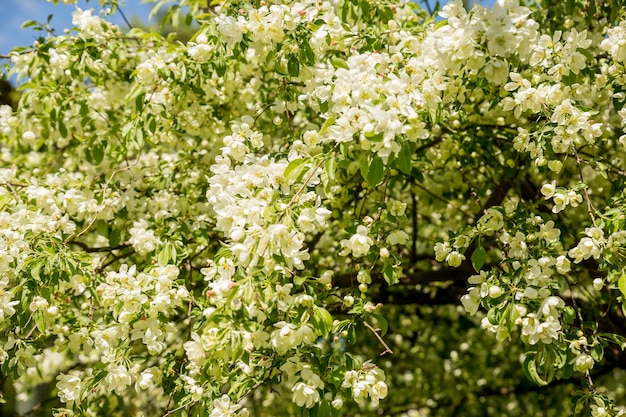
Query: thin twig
24,324,37,339
572,147,598,227
68,240,130,252
97,246,135,271
459,166,484,213
421,0,434,15
162,403,190,417
414,136,443,155
363,320,393,356
65,159,139,243
285,144,339,209
563,275,585,325
412,181,469,215
116,5,133,30
2,182,21,201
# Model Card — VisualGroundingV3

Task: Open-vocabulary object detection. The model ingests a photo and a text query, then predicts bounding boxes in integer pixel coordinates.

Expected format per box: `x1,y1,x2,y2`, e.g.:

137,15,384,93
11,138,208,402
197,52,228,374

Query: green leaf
360,156,369,184
96,219,109,237
313,307,333,335
58,119,68,138
346,324,356,344
364,132,383,142
325,157,337,182
275,58,289,76
135,92,146,112
366,155,384,187
382,262,398,286
522,353,549,386
93,370,108,385
284,158,310,183
79,102,89,117
330,57,349,70
21,20,37,29
158,245,171,266
148,115,157,134
598,332,626,347
396,142,413,175
590,343,604,362
433,19,448,30
30,261,42,281
92,141,106,165
319,117,335,135
293,275,307,286
471,239,487,272
302,41,316,66
34,310,46,334
109,229,121,248
265,49,277,66
288,55,300,77
285,158,306,180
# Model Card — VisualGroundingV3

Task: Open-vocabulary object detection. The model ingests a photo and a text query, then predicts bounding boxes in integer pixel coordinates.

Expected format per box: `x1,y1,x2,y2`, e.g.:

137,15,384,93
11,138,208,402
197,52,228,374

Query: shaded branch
372,281,468,307
333,265,474,289
68,240,130,253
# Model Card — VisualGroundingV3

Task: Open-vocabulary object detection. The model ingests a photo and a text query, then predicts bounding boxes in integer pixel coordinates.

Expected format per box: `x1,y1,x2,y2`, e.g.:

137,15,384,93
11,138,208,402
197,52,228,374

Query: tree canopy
2,0,626,416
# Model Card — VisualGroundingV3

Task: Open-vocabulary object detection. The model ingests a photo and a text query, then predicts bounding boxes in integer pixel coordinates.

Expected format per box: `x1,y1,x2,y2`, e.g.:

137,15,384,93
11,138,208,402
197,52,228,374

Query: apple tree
1,0,626,416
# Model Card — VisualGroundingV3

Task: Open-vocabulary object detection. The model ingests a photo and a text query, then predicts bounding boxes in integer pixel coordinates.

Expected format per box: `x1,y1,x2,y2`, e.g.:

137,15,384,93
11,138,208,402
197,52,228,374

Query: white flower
216,15,244,46
568,237,601,263
0,277,19,321
292,382,320,408
521,314,562,345
539,296,564,318
489,285,504,298
136,367,159,390
461,288,481,315
105,363,132,394
72,8,106,39
136,62,158,85
573,353,594,373
551,192,568,213
540,221,561,243
477,208,504,235
540,182,556,198
341,362,387,406
56,373,82,403
340,225,373,257
210,394,248,417
331,397,344,409
591,398,610,417
129,219,161,256
29,295,48,312
271,322,299,355
387,229,409,245
593,278,604,291
555,255,571,274
446,251,465,267
434,241,451,262
507,232,528,259
189,43,214,62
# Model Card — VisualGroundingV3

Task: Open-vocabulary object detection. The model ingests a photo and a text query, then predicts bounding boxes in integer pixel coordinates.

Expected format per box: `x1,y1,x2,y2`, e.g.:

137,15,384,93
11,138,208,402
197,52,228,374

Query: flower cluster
342,361,388,407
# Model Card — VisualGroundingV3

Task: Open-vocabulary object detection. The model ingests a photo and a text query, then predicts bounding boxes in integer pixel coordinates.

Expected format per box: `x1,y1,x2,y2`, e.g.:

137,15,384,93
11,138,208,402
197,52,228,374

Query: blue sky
0,0,155,54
